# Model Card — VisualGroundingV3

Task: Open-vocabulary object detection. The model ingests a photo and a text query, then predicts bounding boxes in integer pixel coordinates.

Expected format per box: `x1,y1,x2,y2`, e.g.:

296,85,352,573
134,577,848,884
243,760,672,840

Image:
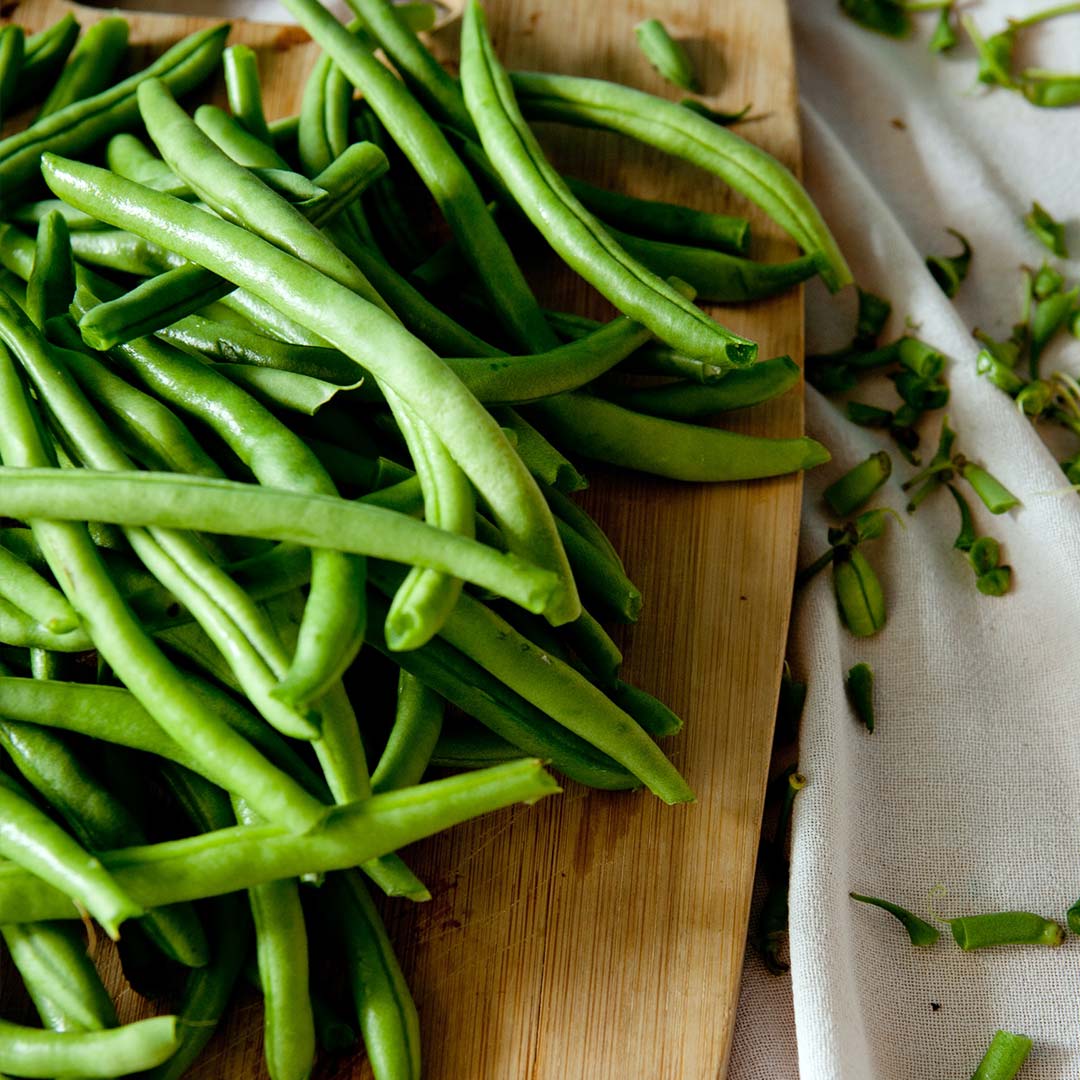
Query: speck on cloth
729,2,1080,1079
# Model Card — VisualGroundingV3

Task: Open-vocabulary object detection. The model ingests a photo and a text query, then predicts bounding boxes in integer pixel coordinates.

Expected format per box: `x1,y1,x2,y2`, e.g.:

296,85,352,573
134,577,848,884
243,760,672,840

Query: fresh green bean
0,23,229,199
493,405,588,492
0,771,142,938
26,215,75,334
107,132,176,186
37,17,130,121
0,760,560,922
0,1015,178,1078
634,18,699,91
559,608,623,687
277,0,556,353
512,70,852,291
220,364,359,414
563,174,749,253
0,25,25,121
235,799,316,1080
0,542,78,635
430,726,523,768
194,102,290,169
0,596,91,651
612,229,820,303
601,356,801,417
537,479,624,570
528,392,829,481
461,3,755,368
1,921,116,1033
68,227,184,275
326,869,421,1080
556,517,641,622
824,452,892,516
15,15,80,114
372,671,444,791
223,44,272,144
608,681,682,738
970,1030,1032,1080
44,153,580,623
679,98,753,125
949,911,1064,950
848,892,939,946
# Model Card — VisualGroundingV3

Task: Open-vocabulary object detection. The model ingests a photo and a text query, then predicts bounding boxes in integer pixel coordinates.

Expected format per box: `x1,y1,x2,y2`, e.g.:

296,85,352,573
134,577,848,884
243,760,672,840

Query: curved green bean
634,18,699,91
0,22,229,198
461,3,755,368
37,17,130,121
0,759,560,922
194,102,289,169
511,70,852,291
16,15,80,114
372,671,445,792
601,355,801,417
0,595,91,651
44,152,579,624
528,392,829,481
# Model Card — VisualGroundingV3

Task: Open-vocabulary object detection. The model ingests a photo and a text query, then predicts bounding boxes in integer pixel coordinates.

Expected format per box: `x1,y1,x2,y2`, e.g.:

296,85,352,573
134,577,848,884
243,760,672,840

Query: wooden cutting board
5,1,805,1076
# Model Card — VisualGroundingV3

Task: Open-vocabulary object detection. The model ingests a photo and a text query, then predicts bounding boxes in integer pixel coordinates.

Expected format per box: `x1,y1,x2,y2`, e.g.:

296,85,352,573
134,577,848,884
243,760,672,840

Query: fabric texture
729,3,1080,1078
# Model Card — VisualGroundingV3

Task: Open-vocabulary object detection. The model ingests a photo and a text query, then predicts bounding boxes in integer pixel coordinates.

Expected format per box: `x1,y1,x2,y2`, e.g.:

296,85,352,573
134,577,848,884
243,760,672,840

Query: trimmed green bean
824,452,892,516
461,3,755,368
372,671,445,791
845,662,875,732
602,355,801,417
971,1030,1032,1080
949,911,1064,950
634,18,700,91
37,17,129,121
44,152,579,624
0,1015,178,1078
223,44,272,144
512,70,852,291
528,392,830,481
1,920,116,1032
0,759,560,922
0,23,229,199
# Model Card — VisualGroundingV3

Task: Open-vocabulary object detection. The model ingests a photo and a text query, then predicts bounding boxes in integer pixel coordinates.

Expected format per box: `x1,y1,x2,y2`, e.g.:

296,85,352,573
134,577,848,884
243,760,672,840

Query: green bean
277,0,556,353
0,759,559,922
107,132,174,185
216,362,358,415
537,479,624,570
430,726,523,767
223,44,272,145
608,681,682,738
634,17,699,91
326,869,421,1080
824,452,892,516
563,174,748,253
845,662,875,732
26,211,75,330
144,893,248,1080
0,771,142,937
601,355,801,417
1025,199,1067,257
0,596,92,651
461,4,755,368
0,342,327,831
0,23,229,199
848,892,939,946
611,228,819,302
0,265,28,309
528,392,829,481
970,1030,1033,1080
44,153,580,623
37,17,129,121
372,671,444,792
194,102,289,169
235,799,316,1080
0,542,78,635
949,911,1064,950
365,590,637,789
494,405,588,492
68,227,184,276
512,70,852,291
347,0,470,135
558,608,623,688
14,15,80,114
0,1015,177,1078
77,286,365,711
679,99,753,125
556,518,641,622
1,921,116,1032
0,25,24,121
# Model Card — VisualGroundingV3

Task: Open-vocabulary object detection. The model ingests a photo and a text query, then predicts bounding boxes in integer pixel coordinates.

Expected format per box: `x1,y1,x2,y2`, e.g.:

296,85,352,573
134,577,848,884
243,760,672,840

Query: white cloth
729,4,1080,1078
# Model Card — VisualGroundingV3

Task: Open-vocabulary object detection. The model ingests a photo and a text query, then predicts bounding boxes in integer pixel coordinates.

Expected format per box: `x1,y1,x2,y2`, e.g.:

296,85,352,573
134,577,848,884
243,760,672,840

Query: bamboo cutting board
5,0,805,1076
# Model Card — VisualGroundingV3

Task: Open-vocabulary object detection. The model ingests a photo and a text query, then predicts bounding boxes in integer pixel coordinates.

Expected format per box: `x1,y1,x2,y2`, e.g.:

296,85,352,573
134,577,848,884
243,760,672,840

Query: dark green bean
601,355,801,417
1,920,116,1032
37,17,129,121
949,911,1064,950
560,608,623,687
845,662,875,732
223,44,272,144
371,671,444,792
556,518,641,622
0,759,561,922
494,405,588,492
326,869,421,1080
608,681,682,738
0,1015,178,1078
512,70,852,291
26,211,75,329
0,25,24,121
537,479,624,570
824,451,892,516
528,392,830,481
848,892,939,946
563,174,748,253
634,17,699,91
14,15,79,114
461,4,755,368
0,22,229,199
430,726,524,768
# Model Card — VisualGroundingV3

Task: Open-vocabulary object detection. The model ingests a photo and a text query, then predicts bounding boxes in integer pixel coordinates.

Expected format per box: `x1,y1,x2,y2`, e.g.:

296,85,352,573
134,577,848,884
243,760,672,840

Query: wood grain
4,1,804,1077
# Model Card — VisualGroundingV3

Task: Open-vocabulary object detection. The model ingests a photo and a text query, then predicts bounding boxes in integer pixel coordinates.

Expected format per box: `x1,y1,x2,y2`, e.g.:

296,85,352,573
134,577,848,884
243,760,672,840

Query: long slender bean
14,14,80,114
0,595,91,651
461,3,755,368
194,102,290,169
372,672,444,791
511,70,852,290
26,212,75,329
37,17,130,121
493,406,588,492
528,392,829,481
0,26,24,121
0,760,560,922
223,44,272,144
0,543,78,635
44,151,580,623
0,23,229,198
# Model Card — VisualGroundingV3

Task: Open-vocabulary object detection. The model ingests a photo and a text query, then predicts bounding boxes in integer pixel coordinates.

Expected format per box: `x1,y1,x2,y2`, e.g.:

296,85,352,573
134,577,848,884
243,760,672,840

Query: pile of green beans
0,2,846,1077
